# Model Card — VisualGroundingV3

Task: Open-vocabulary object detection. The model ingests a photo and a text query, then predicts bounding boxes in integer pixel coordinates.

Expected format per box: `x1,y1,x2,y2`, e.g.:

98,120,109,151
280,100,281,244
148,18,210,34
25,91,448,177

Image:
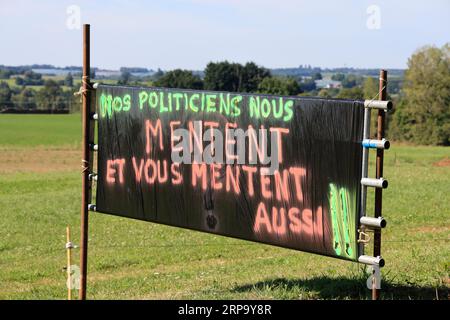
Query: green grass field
0,114,81,148
0,114,448,299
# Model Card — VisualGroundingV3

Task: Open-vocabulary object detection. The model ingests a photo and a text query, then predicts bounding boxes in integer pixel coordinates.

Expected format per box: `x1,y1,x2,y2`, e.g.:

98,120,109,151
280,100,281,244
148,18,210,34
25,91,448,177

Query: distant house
315,79,342,89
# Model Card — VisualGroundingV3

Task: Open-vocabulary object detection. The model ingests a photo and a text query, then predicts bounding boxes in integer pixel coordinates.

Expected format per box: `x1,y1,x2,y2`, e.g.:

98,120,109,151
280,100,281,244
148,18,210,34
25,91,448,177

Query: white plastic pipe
360,216,387,228
364,100,393,111
358,255,385,267
361,177,388,189
362,138,390,150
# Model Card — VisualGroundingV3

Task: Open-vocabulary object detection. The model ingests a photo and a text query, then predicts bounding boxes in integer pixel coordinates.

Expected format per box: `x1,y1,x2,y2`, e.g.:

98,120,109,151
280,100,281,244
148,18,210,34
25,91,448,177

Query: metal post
359,107,371,257
79,24,91,300
373,69,387,300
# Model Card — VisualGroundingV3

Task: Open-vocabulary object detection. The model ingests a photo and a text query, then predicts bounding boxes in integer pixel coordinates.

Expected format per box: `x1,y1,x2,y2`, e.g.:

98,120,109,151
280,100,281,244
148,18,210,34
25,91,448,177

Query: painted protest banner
95,85,364,261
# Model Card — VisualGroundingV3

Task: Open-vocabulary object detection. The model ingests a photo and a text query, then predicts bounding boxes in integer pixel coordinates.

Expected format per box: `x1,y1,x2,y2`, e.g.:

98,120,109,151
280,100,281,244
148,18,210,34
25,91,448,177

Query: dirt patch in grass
0,147,82,173
412,225,450,234
433,157,450,167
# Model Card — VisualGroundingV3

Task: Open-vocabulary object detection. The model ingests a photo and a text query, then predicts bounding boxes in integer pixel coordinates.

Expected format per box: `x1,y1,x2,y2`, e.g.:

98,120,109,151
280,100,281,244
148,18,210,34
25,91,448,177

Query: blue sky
0,0,448,70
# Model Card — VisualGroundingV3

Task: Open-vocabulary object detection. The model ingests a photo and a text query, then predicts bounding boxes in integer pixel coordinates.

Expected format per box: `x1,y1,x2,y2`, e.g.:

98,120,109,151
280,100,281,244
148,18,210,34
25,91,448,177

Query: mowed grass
0,114,448,300
0,114,81,148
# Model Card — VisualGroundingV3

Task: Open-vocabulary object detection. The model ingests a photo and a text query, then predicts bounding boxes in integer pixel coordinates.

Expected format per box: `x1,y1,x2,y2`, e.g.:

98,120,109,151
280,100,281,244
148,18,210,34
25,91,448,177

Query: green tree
204,61,243,92
331,73,345,81
12,88,36,110
64,73,74,87
0,69,12,79
203,61,270,93
24,70,41,81
257,77,300,96
15,77,25,86
312,72,323,80
0,82,13,108
318,88,339,98
152,68,164,81
153,69,203,89
16,71,44,85
363,77,378,99
117,71,132,85
341,75,358,88
240,62,271,92
298,78,316,92
391,44,450,145
36,80,66,110
336,87,364,100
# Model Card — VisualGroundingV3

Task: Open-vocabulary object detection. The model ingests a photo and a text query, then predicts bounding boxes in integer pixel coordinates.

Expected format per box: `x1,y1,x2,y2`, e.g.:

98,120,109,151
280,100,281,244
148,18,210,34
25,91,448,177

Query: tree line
147,45,449,146
0,76,79,112
119,61,302,96
0,43,448,145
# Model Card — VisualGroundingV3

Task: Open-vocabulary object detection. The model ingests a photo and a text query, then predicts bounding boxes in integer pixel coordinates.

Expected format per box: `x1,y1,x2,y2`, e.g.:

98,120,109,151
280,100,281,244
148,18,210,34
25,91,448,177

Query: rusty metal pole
372,69,387,300
79,24,91,300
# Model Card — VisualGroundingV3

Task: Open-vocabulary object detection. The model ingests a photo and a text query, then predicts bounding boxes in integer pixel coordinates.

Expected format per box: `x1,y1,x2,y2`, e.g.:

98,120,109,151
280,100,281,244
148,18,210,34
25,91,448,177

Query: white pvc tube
361,177,388,189
364,100,393,111
358,255,385,267
360,216,387,228
362,138,390,150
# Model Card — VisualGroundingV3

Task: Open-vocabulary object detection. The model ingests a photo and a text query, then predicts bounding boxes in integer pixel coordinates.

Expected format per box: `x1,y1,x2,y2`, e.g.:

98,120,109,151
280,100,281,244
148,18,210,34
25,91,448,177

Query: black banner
95,85,364,261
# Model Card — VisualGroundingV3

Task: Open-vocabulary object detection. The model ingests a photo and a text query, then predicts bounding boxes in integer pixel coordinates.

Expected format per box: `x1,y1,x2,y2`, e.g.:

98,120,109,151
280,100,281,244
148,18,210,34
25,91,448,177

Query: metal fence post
79,23,91,300
373,69,387,300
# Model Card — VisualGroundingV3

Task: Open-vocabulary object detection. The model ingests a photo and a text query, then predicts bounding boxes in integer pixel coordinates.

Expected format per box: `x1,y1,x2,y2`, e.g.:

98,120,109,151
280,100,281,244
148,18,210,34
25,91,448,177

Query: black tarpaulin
94,84,364,261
